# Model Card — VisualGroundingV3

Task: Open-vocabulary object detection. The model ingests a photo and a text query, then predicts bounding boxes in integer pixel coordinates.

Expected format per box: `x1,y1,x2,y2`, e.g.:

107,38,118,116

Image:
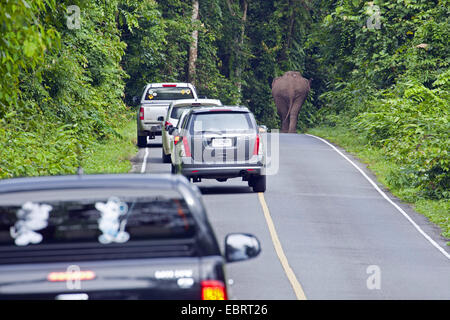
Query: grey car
170,106,266,192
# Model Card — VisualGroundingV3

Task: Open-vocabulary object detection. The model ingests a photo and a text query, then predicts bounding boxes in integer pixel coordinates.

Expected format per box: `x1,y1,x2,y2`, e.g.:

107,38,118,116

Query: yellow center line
258,192,307,300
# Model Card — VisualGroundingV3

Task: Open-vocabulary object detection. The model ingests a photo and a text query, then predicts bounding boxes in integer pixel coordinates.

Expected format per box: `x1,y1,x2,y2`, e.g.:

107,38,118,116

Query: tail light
174,136,191,157
201,280,227,300
47,270,96,282
139,107,144,120
162,84,177,87
183,137,191,157
253,134,261,155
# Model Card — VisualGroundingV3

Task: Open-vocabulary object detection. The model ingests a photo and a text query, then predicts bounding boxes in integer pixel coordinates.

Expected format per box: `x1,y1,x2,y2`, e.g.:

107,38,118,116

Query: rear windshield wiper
196,130,225,135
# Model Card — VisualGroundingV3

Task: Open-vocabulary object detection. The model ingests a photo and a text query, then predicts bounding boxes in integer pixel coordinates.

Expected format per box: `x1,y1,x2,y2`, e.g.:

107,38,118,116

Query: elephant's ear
272,77,280,87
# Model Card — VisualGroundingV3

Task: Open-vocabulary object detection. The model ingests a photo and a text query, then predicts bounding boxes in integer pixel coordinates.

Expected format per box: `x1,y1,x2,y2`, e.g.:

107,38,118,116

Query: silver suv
170,106,266,192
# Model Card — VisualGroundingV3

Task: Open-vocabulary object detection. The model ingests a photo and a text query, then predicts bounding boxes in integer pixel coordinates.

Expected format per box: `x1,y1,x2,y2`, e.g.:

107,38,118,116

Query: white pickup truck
136,83,198,147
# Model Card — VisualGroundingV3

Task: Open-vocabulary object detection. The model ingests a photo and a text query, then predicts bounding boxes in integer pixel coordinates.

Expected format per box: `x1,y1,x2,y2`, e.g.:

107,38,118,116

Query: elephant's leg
281,114,290,133
273,95,289,133
288,97,305,133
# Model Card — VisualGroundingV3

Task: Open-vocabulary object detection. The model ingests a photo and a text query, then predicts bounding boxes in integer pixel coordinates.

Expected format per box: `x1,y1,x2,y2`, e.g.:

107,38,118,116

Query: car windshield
145,87,194,101
0,188,197,249
190,112,254,134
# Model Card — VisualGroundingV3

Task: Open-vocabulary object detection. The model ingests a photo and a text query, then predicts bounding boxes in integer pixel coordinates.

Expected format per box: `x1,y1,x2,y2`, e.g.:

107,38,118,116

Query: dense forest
0,0,448,207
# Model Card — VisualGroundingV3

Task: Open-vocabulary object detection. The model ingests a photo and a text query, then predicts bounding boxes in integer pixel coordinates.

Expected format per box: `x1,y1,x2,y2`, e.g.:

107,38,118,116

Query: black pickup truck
0,174,260,300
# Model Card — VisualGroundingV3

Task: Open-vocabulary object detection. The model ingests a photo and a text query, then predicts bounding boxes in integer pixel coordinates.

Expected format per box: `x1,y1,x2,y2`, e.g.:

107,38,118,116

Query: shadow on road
147,143,163,148
199,185,253,195
146,158,164,164
137,143,163,148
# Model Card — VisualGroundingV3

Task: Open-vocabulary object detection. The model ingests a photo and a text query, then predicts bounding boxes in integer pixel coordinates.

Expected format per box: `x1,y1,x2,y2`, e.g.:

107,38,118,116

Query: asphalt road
131,134,450,300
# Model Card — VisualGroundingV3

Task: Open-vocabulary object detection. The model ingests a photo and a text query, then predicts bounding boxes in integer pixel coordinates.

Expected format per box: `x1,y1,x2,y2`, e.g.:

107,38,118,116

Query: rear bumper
138,121,162,135
181,164,264,179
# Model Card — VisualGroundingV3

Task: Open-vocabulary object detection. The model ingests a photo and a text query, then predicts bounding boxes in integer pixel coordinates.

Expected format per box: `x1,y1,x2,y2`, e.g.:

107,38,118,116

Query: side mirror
258,125,268,133
168,126,176,135
224,233,261,263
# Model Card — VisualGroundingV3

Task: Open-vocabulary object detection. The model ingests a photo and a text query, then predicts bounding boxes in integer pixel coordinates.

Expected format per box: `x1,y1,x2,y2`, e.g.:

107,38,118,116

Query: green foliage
0,0,128,178
308,0,450,201
356,80,449,199
0,0,59,116
82,115,137,174
121,0,192,103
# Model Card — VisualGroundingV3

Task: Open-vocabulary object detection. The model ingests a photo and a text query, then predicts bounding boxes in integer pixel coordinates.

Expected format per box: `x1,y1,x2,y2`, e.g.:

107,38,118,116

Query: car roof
146,83,193,88
189,105,250,114
0,173,209,229
0,173,189,194
0,174,221,257
170,99,222,108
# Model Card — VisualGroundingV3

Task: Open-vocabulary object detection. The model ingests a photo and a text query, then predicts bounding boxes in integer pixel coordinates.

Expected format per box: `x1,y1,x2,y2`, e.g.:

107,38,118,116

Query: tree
188,0,199,84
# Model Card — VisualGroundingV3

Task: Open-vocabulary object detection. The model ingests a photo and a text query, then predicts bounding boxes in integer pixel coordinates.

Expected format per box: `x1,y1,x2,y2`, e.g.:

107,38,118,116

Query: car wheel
137,135,147,148
162,149,171,163
171,164,177,174
251,175,266,193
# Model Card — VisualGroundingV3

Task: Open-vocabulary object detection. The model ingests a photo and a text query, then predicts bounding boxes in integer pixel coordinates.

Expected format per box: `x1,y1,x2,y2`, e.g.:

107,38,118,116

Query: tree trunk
188,0,199,84
235,0,247,95
280,0,296,63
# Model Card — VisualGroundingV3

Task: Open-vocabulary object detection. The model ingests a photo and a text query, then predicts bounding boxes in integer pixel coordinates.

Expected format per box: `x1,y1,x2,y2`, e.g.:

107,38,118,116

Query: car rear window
170,105,219,119
171,106,190,119
0,188,198,263
189,112,254,134
145,87,194,101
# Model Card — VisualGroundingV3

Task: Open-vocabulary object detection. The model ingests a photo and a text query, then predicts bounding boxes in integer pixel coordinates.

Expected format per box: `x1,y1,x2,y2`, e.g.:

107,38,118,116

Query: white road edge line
258,193,307,300
305,133,450,260
140,148,149,173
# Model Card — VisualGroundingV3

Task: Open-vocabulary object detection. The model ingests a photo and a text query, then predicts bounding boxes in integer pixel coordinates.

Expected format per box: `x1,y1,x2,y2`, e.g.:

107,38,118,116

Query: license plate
212,138,232,148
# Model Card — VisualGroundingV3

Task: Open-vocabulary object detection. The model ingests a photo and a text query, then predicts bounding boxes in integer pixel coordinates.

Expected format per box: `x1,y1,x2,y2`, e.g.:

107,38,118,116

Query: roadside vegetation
82,116,137,174
303,1,449,241
0,1,448,239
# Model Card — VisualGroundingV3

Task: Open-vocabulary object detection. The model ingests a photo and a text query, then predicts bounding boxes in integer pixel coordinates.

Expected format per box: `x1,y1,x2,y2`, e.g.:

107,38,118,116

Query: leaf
23,40,38,58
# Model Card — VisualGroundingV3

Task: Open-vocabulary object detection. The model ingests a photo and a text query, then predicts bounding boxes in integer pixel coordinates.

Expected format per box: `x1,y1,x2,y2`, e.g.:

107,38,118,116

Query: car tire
162,149,171,163
137,135,147,148
251,175,266,193
171,164,177,174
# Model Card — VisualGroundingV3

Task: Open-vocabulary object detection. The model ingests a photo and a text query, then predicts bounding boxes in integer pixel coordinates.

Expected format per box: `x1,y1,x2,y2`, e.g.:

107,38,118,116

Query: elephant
271,71,312,133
